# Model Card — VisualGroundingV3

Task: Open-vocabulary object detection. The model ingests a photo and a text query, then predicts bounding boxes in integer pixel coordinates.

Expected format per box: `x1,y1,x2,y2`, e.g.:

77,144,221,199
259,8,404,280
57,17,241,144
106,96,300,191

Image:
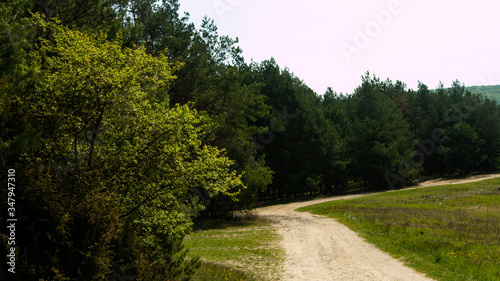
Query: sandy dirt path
257,174,500,281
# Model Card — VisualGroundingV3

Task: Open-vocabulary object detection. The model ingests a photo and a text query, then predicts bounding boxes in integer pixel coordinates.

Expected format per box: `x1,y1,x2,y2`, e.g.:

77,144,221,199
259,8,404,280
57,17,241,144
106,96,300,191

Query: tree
0,15,243,280
248,59,350,198
322,88,351,193
445,122,482,174
468,97,500,171
119,1,273,216
249,59,304,199
348,74,413,189
32,0,126,33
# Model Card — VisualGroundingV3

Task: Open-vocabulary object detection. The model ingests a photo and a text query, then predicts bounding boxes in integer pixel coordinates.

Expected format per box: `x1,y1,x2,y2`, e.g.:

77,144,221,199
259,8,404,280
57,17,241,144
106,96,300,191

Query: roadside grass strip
299,178,500,281
185,217,283,281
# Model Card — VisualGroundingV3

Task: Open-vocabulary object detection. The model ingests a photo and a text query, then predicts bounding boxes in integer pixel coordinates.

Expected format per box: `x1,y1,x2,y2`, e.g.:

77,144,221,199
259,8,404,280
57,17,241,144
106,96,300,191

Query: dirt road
257,174,500,280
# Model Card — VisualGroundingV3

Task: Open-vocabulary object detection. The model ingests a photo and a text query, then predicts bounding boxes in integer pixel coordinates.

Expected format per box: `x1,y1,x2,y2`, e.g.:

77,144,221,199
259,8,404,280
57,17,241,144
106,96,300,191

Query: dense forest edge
1,1,500,280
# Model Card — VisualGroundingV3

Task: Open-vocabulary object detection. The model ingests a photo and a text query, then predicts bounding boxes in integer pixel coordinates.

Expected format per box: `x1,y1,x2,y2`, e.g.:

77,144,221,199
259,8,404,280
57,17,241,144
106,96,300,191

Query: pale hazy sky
177,0,500,94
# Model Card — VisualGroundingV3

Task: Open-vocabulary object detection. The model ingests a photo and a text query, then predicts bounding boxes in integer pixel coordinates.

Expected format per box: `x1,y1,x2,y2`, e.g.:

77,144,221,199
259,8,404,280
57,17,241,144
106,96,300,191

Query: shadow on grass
191,261,257,281
192,212,270,231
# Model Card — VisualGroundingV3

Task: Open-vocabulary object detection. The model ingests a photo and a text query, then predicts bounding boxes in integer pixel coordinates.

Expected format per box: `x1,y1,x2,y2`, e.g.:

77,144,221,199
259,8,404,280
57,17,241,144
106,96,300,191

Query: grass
184,215,283,281
190,262,257,281
299,178,500,281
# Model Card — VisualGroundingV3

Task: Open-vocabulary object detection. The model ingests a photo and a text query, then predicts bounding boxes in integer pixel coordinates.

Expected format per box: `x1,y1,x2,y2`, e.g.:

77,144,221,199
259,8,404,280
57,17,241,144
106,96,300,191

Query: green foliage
445,122,482,173
31,0,126,35
248,59,350,198
121,0,273,216
14,166,122,280
466,84,500,102
348,74,413,189
191,262,257,281
3,0,500,278
0,1,32,77
0,14,243,280
409,81,500,176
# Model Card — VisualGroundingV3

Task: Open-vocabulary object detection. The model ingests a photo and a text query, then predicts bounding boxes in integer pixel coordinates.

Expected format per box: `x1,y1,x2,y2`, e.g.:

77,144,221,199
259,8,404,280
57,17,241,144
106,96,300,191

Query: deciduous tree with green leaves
0,14,243,280
118,0,273,216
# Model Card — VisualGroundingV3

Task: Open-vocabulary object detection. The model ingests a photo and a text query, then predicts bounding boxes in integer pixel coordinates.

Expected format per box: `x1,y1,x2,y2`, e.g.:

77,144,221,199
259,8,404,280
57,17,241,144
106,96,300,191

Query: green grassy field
184,216,283,281
299,178,500,281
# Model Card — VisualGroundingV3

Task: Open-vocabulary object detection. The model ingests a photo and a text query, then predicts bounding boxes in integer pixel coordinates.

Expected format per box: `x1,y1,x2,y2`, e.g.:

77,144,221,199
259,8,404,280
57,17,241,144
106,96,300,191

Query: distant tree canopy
466,85,500,102
2,0,500,280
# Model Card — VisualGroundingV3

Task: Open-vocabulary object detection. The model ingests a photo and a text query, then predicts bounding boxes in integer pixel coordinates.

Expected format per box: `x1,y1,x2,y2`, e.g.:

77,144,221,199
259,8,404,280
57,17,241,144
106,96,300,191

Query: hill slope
466,85,500,102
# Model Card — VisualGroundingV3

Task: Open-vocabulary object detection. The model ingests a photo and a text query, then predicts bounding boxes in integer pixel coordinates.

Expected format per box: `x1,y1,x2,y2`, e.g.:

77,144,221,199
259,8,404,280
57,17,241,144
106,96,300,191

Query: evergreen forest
1,1,499,280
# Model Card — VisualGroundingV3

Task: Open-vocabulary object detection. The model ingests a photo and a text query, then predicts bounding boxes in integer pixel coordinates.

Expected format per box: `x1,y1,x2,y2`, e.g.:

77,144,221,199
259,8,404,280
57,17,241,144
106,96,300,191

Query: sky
177,0,500,95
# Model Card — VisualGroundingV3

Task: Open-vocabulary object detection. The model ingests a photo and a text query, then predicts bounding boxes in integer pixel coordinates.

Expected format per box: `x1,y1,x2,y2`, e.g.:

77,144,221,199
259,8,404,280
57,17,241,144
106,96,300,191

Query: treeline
467,85,500,102
254,68,500,198
1,0,258,280
1,0,500,280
